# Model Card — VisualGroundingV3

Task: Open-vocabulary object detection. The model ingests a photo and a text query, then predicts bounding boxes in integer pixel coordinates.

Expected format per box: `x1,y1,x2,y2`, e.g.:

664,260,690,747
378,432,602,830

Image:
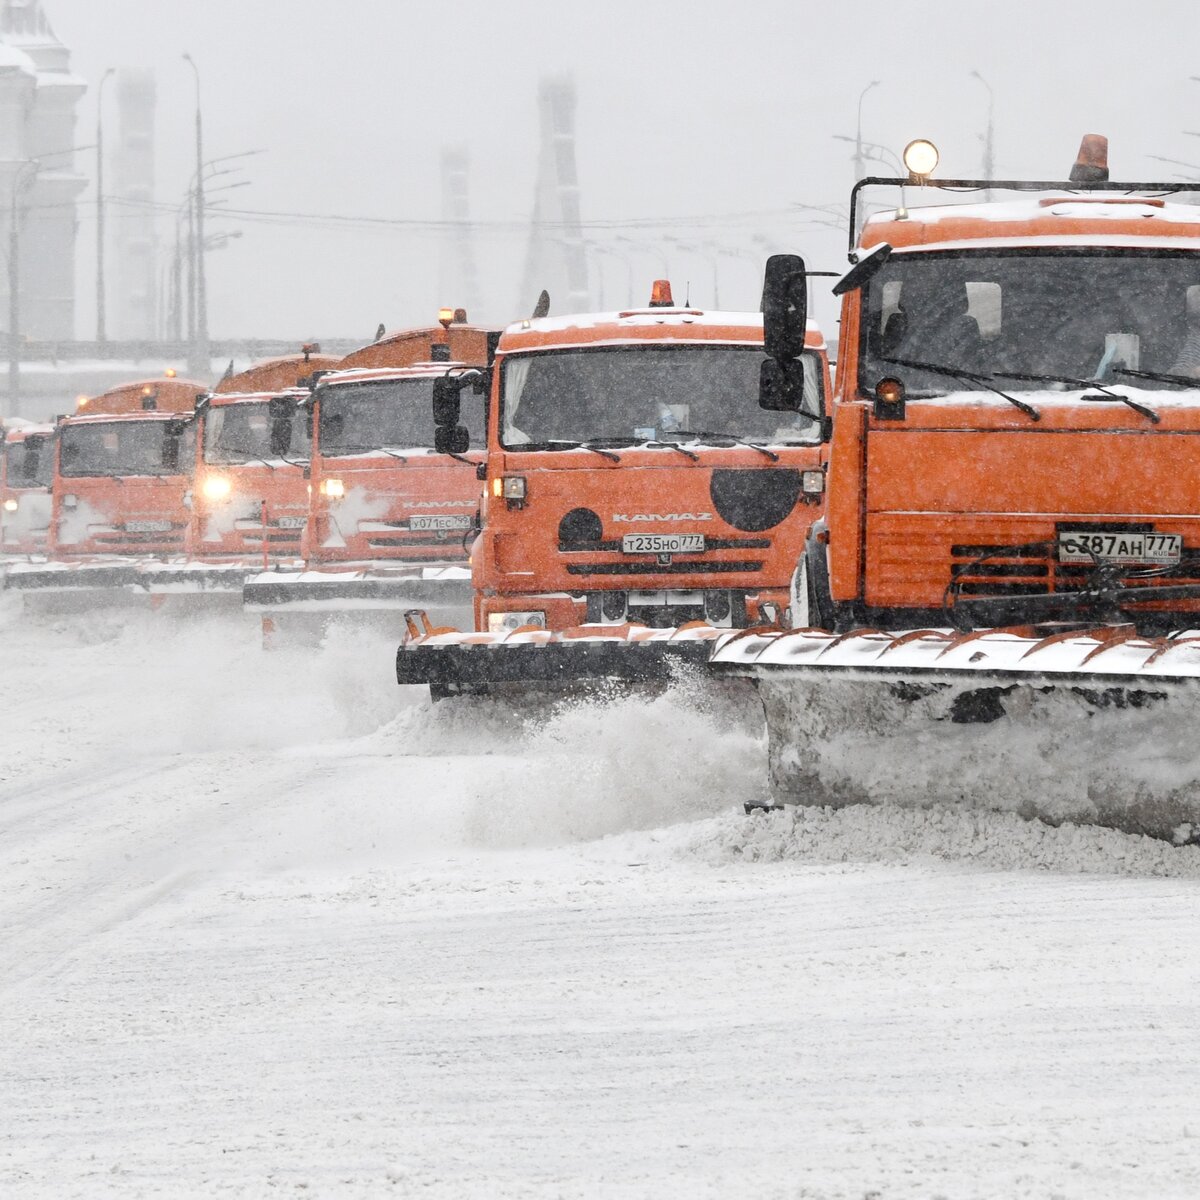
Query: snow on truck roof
862,195,1200,252
315,362,476,389
499,309,825,353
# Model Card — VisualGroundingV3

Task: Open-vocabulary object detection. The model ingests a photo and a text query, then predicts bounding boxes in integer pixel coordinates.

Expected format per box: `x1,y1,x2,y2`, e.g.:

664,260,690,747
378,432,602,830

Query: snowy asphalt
2,598,1200,1199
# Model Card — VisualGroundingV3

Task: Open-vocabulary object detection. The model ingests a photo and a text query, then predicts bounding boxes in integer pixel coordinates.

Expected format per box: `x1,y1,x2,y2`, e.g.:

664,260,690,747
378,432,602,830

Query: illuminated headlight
491,475,526,501
202,475,232,502
487,610,546,633
3,497,17,513
62,493,78,509
801,469,825,496
320,477,345,499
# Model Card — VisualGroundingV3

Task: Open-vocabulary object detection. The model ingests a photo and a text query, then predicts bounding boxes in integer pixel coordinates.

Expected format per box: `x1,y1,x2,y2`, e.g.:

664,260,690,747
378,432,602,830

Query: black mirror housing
434,425,469,455
758,357,808,412
761,253,808,362
432,377,461,428
268,395,294,420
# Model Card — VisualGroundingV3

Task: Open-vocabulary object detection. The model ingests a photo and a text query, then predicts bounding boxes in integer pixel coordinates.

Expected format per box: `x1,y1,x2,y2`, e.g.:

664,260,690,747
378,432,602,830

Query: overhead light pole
7,160,39,417
854,80,880,182
95,67,115,343
970,69,995,185
182,53,207,374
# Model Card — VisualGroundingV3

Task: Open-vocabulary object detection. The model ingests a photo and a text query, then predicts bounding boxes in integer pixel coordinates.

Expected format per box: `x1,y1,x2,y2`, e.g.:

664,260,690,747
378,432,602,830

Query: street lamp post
182,53,207,375
855,81,880,182
970,69,995,185
7,160,39,417
95,67,115,343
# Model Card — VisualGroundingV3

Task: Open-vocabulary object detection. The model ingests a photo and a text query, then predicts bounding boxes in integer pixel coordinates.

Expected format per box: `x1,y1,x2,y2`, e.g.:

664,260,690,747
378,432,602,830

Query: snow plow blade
3,559,255,602
396,614,725,694
710,626,1200,843
243,565,472,612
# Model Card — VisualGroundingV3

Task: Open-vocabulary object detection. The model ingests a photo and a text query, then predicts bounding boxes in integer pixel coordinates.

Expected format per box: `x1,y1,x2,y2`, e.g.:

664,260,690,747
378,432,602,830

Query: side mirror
832,242,892,296
434,425,469,455
432,376,461,428
268,396,294,456
761,253,808,362
268,395,294,420
162,419,188,471
759,358,808,412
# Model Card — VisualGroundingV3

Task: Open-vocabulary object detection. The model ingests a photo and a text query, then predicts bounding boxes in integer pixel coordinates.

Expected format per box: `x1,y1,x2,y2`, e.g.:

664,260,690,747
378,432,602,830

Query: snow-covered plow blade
396,615,725,695
710,626,1200,843
3,559,255,609
244,565,474,630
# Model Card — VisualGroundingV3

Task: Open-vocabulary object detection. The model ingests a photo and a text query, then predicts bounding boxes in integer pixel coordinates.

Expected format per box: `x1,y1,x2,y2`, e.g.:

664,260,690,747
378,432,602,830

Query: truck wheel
792,538,836,631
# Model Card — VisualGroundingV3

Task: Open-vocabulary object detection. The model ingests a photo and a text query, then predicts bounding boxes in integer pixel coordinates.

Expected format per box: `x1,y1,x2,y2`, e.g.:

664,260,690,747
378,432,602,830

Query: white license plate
124,519,171,533
276,516,307,529
1058,530,1182,565
410,514,472,531
621,533,706,555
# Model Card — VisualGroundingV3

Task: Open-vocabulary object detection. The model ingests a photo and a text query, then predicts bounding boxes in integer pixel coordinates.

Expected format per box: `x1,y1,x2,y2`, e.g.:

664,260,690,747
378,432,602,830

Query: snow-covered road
3,597,1200,1199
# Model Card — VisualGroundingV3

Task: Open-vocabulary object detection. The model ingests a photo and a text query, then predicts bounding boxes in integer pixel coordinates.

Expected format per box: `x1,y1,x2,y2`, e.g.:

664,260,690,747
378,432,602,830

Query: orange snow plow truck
1,421,55,560
2,375,207,602
711,136,1200,842
396,283,832,693
243,312,498,633
184,347,340,587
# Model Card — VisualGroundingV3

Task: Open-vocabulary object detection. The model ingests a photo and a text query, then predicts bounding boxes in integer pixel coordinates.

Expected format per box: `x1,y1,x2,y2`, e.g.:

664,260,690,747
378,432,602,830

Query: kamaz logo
612,512,714,522
410,500,471,508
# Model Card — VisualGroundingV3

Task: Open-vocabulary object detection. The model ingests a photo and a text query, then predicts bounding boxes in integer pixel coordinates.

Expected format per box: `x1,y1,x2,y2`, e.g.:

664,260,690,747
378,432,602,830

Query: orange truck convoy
244,312,498,632
396,282,833,692
709,135,1200,841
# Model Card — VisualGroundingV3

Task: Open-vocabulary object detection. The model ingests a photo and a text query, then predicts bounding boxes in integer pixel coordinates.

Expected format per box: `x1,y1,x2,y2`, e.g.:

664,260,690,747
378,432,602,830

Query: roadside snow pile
679,802,1200,878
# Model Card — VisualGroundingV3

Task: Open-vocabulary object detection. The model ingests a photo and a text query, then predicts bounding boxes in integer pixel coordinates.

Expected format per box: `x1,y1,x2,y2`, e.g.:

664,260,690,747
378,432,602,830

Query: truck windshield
317,378,485,456
204,401,310,464
859,249,1200,394
59,420,195,478
499,346,823,449
6,437,54,487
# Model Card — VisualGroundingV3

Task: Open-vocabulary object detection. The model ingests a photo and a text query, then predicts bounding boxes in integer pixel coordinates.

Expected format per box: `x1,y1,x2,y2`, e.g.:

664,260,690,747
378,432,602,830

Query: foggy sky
47,0,1200,343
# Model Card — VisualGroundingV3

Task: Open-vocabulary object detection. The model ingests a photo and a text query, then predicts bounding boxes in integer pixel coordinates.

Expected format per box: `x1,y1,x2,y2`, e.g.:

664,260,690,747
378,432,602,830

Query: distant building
0,0,86,342
111,69,157,340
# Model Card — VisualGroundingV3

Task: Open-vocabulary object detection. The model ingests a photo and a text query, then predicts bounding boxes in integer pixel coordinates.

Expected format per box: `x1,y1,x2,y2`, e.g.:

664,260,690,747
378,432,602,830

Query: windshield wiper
993,370,1159,424
326,443,411,462
666,430,780,463
882,356,1041,420
1114,366,1200,390
641,439,699,462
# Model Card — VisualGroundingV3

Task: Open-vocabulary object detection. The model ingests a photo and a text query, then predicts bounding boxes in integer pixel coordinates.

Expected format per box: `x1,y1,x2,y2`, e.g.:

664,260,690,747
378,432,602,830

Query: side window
966,282,1002,339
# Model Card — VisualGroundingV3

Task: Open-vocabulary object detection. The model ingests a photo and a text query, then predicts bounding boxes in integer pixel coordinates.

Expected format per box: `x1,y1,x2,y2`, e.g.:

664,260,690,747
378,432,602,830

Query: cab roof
206,387,309,409
498,308,826,354
4,422,54,443
862,195,1200,254
316,362,474,389
215,353,342,394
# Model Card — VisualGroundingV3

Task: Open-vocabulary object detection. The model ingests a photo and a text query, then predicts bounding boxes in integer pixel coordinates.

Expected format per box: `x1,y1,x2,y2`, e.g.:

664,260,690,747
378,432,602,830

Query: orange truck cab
186,388,312,568
1,422,55,558
243,316,498,627
778,136,1200,633
437,285,831,636
183,350,338,579
3,377,204,596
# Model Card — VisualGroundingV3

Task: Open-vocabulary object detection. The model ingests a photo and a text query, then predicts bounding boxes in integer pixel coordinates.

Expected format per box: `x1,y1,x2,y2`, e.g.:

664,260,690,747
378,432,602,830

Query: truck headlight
320,477,345,499
3,497,17,512
202,475,232,501
62,493,78,508
487,610,546,633
491,475,526,501
801,469,825,496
